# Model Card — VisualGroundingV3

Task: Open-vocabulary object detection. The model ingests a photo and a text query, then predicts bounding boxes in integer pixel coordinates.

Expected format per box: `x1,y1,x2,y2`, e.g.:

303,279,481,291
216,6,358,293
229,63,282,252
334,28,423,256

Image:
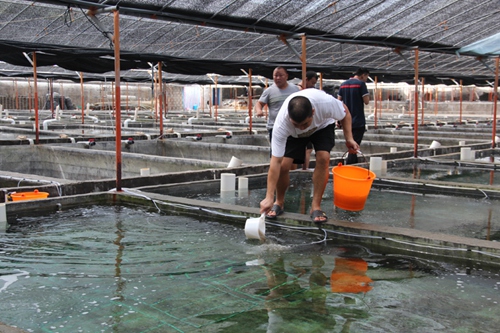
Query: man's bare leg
266,157,294,218
311,151,330,222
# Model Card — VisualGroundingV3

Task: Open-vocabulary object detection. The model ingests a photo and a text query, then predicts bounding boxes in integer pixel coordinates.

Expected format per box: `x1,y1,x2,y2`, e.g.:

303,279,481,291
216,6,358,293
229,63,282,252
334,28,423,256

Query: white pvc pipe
42,118,58,130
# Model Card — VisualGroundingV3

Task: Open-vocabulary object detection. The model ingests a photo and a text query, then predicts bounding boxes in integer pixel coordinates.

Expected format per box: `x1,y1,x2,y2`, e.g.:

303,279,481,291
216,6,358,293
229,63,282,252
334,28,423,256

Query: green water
1,205,499,332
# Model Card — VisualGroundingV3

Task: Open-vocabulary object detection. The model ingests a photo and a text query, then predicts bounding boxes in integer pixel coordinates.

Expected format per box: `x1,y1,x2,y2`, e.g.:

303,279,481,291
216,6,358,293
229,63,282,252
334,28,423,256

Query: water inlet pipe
187,117,198,125
86,115,99,123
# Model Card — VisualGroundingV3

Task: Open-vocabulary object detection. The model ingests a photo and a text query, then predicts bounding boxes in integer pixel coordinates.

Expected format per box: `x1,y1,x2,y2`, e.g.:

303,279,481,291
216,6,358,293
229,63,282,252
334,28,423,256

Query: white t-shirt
271,88,346,158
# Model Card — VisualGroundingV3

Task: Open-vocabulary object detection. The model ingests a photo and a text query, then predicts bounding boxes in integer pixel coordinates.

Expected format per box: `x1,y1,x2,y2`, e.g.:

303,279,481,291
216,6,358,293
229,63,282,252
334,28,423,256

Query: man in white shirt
260,89,359,223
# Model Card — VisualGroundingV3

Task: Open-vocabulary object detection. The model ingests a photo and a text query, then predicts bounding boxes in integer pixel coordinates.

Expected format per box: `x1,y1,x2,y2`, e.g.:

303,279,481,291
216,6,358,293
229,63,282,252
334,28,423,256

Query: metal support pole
413,48,419,158
113,9,122,191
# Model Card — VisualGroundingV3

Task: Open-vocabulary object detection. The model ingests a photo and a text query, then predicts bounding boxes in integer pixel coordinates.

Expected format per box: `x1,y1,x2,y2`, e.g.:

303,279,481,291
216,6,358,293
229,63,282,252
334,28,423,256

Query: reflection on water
0,205,499,332
388,164,499,186
187,177,500,241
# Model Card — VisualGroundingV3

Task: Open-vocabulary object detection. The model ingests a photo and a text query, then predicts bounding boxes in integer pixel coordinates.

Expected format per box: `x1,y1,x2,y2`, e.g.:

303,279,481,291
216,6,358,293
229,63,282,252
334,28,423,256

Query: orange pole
434,87,438,115
60,83,65,110
33,52,39,144
492,56,499,149
158,61,163,137
413,48,419,158
248,68,253,134
113,9,122,191
209,84,212,117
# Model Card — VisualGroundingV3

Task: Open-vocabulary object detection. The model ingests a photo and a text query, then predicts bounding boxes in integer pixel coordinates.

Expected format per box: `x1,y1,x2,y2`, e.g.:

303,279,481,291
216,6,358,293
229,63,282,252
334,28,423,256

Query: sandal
310,210,328,224
265,204,284,220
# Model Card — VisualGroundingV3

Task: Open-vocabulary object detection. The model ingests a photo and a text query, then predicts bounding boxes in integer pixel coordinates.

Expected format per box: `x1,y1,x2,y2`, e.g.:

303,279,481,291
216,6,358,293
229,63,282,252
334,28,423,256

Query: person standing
337,68,370,164
255,67,300,152
260,89,359,223
297,71,319,169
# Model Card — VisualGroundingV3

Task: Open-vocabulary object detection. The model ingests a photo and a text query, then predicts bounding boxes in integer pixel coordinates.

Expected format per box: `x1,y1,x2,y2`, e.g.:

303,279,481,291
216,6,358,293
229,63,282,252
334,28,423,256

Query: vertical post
209,84,212,117
113,9,122,191
158,61,163,137
215,75,218,122
459,80,463,124
248,68,253,134
374,76,378,128
32,52,39,144
80,72,85,124
434,86,438,115
492,56,499,149
301,35,307,88
413,48,419,158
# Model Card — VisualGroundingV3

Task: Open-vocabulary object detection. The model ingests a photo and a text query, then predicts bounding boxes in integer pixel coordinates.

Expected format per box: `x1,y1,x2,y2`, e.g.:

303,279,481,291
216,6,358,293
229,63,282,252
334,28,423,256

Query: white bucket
460,147,472,161
238,177,248,190
429,140,441,149
369,157,382,174
244,214,266,241
390,147,397,153
140,168,150,176
220,173,236,191
227,156,243,168
459,140,466,146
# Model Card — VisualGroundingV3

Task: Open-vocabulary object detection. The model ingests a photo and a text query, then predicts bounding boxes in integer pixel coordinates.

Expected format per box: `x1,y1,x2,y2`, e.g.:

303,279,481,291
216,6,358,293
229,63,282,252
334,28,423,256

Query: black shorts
284,123,336,164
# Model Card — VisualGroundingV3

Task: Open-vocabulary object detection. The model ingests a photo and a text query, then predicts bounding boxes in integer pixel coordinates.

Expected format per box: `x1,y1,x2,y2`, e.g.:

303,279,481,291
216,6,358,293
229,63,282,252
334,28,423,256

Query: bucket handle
340,150,368,164
338,150,372,178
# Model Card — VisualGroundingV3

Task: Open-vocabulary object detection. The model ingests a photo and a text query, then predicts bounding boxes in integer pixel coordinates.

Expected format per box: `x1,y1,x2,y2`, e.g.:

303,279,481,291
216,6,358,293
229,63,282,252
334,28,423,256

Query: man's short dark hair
306,71,318,80
355,67,370,76
288,96,313,123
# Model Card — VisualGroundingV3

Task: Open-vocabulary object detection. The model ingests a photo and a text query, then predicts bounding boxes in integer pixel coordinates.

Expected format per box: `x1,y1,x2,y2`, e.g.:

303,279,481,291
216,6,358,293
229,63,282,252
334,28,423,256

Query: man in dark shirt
337,68,370,164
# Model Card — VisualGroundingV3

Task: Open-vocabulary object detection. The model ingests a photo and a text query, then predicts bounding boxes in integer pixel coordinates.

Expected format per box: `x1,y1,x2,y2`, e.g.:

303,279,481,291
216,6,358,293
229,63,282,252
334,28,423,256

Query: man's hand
345,139,360,154
260,197,274,215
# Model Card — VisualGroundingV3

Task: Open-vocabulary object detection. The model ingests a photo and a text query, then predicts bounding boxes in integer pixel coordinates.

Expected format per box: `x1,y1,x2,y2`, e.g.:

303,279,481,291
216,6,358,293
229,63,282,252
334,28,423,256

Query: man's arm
260,155,282,214
255,101,266,117
362,94,370,105
338,103,360,153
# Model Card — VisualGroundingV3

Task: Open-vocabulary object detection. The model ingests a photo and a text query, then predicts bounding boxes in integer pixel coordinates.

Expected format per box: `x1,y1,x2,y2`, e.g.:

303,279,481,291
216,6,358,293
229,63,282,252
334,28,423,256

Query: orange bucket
10,189,49,201
332,164,375,211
